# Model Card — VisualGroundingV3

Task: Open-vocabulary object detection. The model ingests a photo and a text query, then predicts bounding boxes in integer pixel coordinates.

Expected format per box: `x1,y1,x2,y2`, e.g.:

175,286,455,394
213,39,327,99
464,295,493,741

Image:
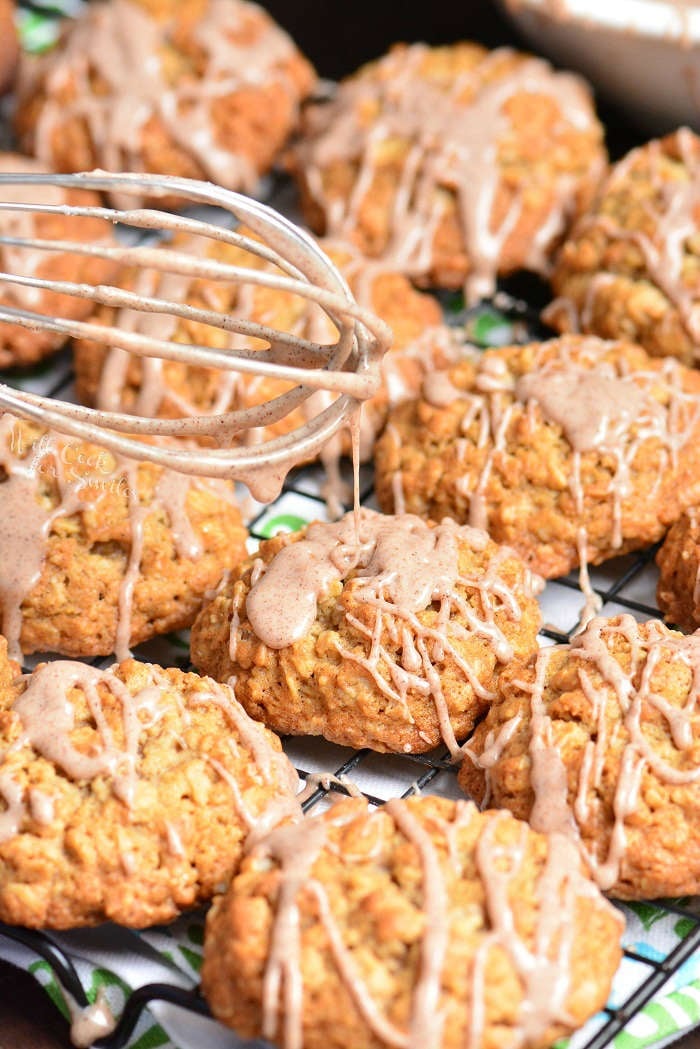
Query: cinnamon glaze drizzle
0,414,210,661
248,797,622,1049
470,614,700,891
232,508,541,756
20,0,307,203
405,338,700,624
295,44,602,303
0,659,300,845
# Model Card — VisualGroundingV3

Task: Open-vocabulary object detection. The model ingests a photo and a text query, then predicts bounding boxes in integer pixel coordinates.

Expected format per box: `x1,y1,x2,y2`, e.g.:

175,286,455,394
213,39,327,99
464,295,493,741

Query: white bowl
497,0,700,133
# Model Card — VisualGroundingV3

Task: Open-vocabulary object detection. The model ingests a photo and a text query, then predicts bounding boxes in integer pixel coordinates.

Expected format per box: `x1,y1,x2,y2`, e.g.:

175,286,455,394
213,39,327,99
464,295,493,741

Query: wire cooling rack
0,278,699,1049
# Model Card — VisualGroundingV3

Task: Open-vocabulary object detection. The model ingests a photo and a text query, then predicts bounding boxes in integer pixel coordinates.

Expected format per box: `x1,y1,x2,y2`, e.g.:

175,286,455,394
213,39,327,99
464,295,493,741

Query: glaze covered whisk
0,171,392,500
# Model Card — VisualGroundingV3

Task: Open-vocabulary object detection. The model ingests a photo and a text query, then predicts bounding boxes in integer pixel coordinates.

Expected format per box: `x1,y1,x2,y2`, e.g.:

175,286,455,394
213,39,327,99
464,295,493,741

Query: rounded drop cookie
289,41,605,301
0,649,301,928
191,508,542,756
0,414,249,660
375,335,700,581
458,614,700,900
14,0,316,205
202,795,623,1049
547,128,700,366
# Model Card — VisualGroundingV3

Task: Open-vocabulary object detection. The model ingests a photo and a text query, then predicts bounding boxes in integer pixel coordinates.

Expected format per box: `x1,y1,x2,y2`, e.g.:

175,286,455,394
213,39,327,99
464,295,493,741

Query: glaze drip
11,661,150,807
190,678,301,843
514,367,652,454
64,989,116,1049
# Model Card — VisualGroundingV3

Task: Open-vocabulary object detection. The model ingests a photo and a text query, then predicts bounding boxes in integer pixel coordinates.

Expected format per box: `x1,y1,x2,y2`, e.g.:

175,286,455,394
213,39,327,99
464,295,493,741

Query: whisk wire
0,201,295,271
0,300,369,395
0,275,331,359
0,383,356,479
0,171,393,496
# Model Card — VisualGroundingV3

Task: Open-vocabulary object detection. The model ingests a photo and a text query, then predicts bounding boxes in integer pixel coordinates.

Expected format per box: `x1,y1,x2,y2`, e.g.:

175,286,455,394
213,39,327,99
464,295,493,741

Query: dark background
0,0,647,1045
263,0,522,78
262,0,644,158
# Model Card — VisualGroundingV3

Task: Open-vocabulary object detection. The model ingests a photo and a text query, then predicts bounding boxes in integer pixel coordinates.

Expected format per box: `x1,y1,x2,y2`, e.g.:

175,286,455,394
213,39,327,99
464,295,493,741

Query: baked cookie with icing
202,795,623,1049
289,42,606,302
190,508,542,756
546,129,700,366
458,615,700,900
0,414,248,661
0,647,300,927
14,0,316,205
0,153,119,368
0,1,18,95
71,233,446,471
657,507,700,631
374,336,700,604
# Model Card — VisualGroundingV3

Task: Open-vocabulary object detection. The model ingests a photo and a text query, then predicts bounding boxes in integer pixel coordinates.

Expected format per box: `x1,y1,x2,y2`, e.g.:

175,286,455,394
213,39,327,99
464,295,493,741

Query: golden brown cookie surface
375,335,700,580
0,415,248,660
14,0,316,204
0,153,119,368
202,795,623,1049
290,42,605,300
458,614,700,899
547,129,700,366
191,509,542,756
0,1,18,95
657,507,700,631
0,651,300,928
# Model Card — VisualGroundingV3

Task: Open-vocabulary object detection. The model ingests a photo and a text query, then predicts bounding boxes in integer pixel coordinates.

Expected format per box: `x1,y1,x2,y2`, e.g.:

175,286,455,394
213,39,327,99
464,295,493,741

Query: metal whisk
0,171,392,500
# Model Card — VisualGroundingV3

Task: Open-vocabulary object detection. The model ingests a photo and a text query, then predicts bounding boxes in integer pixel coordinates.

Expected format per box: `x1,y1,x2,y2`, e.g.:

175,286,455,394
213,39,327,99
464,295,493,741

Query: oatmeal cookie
0,1,18,95
0,651,300,928
289,42,605,302
375,335,700,582
202,795,623,1049
657,507,700,631
190,509,542,756
72,233,444,462
0,414,248,661
547,128,700,366
459,614,700,899
14,0,316,206
0,153,119,368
